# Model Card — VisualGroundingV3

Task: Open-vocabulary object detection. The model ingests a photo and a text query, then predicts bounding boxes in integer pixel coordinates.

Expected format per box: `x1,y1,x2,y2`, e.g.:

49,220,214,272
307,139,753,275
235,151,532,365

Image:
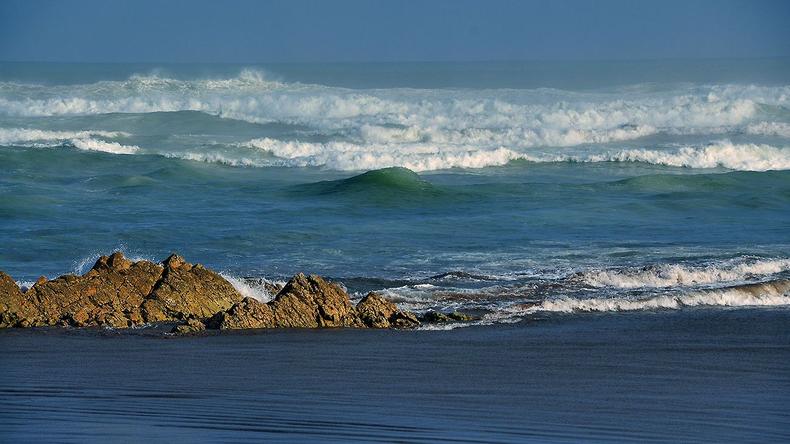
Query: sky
1,0,789,63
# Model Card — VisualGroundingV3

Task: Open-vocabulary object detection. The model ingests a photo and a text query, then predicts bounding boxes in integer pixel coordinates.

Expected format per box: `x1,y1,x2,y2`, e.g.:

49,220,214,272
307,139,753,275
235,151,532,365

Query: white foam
0,127,139,154
219,274,275,303
0,127,128,144
69,138,139,154
746,121,790,138
576,141,790,171
1,74,786,150
241,137,527,171
534,280,790,313
582,258,790,289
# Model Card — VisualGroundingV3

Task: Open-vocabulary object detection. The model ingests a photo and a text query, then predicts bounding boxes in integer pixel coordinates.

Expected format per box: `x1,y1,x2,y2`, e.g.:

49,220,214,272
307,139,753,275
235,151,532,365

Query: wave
2,72,788,149
745,121,790,138
573,141,790,171
580,258,790,289
294,167,440,196
0,127,139,154
219,274,276,303
5,127,787,172
534,279,790,313
237,137,789,171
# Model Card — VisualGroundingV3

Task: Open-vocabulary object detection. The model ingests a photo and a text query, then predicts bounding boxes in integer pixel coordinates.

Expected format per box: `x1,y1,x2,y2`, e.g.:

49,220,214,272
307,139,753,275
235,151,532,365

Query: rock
268,273,364,328
143,254,243,321
448,311,475,322
356,292,419,329
421,311,452,323
22,253,164,327
171,317,206,335
0,253,418,331
421,310,475,323
0,271,32,328
206,297,275,329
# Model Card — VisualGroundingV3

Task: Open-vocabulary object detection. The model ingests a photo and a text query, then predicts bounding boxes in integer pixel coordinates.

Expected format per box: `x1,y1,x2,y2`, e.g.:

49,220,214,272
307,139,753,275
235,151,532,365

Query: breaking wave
535,279,790,313
1,72,788,147
581,258,790,289
236,138,789,171
0,127,139,154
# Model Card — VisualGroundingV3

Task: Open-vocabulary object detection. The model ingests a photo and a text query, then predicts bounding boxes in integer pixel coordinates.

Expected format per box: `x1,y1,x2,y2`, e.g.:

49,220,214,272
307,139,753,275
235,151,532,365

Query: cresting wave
1,71,789,148
235,137,790,171
0,127,139,154
581,258,790,289
534,279,790,313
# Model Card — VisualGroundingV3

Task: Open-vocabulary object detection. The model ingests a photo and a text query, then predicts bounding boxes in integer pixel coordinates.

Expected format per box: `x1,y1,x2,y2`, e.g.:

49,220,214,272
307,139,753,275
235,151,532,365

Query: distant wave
4,125,787,171
570,141,790,171
580,258,790,289
535,279,790,313
237,138,789,171
1,72,788,149
0,127,139,154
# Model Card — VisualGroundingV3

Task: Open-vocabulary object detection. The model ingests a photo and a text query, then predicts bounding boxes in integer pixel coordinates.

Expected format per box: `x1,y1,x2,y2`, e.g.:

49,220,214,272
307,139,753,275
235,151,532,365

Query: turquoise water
1,60,789,320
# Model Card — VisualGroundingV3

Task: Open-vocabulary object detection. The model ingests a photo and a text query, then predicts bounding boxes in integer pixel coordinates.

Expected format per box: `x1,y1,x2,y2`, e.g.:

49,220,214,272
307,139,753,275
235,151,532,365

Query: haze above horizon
1,0,789,63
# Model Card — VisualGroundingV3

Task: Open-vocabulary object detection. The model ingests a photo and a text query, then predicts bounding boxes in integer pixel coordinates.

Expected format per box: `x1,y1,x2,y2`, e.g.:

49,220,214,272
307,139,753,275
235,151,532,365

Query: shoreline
1,252,468,333
2,308,788,442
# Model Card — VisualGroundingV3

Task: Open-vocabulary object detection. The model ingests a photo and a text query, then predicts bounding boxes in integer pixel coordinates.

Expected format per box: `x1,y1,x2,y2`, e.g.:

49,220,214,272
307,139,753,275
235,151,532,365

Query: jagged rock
0,271,33,328
171,317,207,335
269,273,364,328
0,253,418,331
206,297,275,329
23,252,164,327
356,292,419,328
143,254,243,321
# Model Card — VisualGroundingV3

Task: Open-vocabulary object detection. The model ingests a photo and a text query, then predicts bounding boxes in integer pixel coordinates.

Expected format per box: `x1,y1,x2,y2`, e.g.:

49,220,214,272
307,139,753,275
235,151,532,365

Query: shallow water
1,309,789,443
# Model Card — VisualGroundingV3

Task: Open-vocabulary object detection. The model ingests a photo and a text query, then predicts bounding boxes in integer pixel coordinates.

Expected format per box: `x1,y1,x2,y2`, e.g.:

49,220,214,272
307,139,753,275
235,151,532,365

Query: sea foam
535,279,790,313
581,258,790,289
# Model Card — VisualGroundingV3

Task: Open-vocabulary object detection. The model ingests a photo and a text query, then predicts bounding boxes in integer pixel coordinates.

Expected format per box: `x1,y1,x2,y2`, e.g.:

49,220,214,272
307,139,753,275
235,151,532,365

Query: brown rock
0,271,34,328
143,254,243,320
171,317,207,334
206,297,276,329
356,292,420,329
1,253,418,332
268,273,364,328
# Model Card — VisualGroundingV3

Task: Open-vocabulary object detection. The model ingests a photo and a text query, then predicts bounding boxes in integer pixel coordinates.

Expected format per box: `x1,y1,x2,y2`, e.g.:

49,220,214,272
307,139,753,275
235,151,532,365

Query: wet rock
447,311,475,322
421,310,475,323
356,292,419,329
171,317,207,335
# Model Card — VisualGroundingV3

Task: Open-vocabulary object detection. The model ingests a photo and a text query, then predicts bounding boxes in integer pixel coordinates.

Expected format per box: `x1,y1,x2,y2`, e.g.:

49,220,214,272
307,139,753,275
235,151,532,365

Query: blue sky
1,0,789,63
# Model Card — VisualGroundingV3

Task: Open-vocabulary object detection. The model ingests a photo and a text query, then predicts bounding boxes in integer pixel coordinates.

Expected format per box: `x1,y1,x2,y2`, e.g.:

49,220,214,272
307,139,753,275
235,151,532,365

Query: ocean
1,59,789,441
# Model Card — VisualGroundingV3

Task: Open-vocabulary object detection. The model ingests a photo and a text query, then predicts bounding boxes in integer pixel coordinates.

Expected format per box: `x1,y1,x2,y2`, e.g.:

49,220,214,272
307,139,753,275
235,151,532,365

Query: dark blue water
1,309,789,443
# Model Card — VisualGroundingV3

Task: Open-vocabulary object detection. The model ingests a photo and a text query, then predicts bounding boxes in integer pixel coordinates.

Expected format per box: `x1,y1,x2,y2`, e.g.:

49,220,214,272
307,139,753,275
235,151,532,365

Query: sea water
1,59,789,441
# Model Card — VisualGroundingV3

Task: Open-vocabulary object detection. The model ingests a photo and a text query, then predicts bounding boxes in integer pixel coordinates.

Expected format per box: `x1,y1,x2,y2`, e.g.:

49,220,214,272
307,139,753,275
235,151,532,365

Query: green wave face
291,167,443,202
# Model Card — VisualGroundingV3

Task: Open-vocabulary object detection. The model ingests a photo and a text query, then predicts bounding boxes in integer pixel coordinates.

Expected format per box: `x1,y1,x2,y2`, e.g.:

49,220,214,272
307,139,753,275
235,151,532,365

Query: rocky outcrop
421,310,475,323
207,275,413,330
170,317,207,335
0,271,36,328
0,253,420,331
356,292,420,328
143,254,244,322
